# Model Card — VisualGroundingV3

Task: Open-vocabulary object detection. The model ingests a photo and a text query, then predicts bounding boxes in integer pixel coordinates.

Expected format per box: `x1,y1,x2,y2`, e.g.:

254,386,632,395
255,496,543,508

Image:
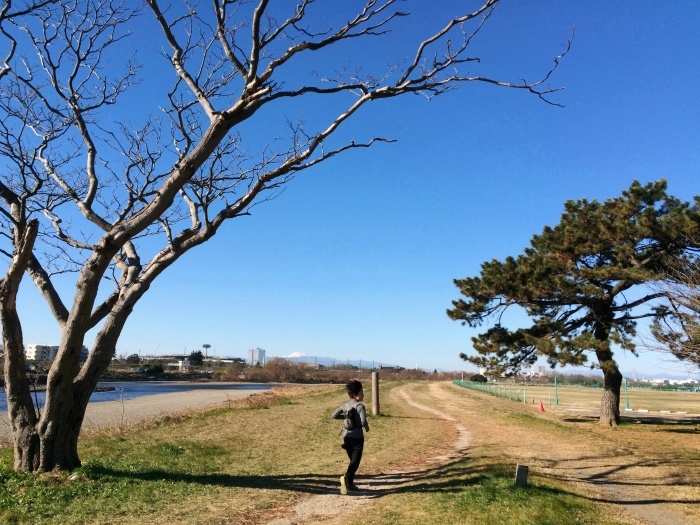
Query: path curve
441,382,698,525
265,383,472,525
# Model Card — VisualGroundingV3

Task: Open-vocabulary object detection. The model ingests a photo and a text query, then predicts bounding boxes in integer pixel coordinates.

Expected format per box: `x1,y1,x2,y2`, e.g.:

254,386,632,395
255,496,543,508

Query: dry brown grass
442,382,700,524
490,383,700,413
72,381,456,525
6,381,697,524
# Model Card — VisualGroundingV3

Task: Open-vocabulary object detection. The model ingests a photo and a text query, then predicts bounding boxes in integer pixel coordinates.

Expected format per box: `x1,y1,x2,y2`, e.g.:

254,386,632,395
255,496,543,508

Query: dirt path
423,382,699,525
264,384,472,525
264,381,699,525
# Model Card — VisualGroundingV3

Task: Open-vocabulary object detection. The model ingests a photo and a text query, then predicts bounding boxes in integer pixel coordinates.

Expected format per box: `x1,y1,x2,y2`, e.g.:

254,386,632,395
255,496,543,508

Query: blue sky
18,2,700,378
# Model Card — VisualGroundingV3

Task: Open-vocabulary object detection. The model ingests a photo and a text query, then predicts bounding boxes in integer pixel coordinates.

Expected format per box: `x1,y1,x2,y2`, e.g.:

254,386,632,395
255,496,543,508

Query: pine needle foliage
447,180,700,424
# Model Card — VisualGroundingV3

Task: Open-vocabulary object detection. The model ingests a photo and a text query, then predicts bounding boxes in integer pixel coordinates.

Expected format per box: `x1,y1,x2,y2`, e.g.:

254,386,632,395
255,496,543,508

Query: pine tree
189,351,205,367
448,180,700,426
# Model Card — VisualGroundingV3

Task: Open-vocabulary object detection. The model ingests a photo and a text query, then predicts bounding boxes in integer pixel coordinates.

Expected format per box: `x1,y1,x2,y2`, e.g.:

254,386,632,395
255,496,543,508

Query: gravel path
264,382,698,525
0,383,271,444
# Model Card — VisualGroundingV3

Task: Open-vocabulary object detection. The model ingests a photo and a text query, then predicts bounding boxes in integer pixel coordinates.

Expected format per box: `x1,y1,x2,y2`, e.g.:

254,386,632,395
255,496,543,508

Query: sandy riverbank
0,383,271,445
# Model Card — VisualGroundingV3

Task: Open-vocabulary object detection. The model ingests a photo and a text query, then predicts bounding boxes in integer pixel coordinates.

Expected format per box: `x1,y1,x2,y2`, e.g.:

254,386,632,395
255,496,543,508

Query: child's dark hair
346,380,363,398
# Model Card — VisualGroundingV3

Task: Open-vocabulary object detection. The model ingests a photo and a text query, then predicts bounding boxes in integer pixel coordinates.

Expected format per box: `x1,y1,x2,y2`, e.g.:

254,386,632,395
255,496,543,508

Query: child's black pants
342,437,364,484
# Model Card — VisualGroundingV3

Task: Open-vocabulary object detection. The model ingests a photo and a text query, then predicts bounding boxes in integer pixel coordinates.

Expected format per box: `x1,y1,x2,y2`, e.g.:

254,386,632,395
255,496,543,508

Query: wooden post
372,371,380,415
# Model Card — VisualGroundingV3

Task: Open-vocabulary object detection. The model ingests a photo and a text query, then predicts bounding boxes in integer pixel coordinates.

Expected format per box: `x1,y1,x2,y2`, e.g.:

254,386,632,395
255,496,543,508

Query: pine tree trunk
599,364,622,427
593,318,622,427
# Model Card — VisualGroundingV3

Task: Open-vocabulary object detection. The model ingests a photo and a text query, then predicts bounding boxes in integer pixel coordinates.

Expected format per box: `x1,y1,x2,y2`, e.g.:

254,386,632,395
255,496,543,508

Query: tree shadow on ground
85,448,700,506
660,427,700,434
84,458,494,497
376,413,444,421
536,453,700,505
562,415,700,425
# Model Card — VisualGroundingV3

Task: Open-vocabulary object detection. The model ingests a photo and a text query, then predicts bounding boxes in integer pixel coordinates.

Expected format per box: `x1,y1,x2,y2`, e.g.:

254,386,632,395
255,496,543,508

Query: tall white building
248,348,266,366
530,365,548,376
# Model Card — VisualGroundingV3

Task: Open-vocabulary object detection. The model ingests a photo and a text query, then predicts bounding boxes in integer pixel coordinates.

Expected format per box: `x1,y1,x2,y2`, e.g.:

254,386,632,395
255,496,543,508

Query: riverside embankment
0,382,272,444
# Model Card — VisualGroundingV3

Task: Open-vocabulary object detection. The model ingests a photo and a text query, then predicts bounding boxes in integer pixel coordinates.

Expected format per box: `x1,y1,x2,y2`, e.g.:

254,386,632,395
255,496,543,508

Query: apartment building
25,344,59,361
24,344,89,362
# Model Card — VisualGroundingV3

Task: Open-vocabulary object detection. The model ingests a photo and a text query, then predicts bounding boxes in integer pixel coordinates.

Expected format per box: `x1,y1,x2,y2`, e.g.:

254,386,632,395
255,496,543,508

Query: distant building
248,348,266,366
166,358,190,371
25,344,58,361
530,365,548,377
25,344,89,362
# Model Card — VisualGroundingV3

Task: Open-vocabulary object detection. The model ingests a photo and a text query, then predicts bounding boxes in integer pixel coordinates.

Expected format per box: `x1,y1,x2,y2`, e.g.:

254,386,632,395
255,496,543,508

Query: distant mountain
625,371,700,381
561,365,699,382
275,354,398,369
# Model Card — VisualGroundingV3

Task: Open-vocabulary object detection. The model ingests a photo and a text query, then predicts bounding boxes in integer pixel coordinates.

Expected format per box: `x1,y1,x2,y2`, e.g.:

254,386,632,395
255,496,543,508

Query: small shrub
141,363,164,374
217,362,245,381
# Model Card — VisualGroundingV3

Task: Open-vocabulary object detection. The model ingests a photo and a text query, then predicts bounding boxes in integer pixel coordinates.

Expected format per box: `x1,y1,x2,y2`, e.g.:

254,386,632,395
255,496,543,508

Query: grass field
0,381,698,524
458,381,700,413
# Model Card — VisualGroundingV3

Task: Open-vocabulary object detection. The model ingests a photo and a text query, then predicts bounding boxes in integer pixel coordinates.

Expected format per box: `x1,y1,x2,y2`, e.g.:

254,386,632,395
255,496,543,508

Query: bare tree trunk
2,310,40,472
9,388,102,472
15,349,119,471
37,397,84,471
3,289,129,472
31,307,129,471
0,220,41,471
14,373,107,472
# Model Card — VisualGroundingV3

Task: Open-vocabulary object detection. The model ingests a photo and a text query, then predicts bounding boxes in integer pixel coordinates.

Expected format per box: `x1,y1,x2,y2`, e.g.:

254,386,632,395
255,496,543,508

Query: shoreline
0,383,273,445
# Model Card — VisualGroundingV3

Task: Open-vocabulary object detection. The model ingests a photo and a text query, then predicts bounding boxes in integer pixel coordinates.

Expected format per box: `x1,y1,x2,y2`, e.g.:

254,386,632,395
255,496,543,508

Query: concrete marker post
372,371,380,415
515,464,529,486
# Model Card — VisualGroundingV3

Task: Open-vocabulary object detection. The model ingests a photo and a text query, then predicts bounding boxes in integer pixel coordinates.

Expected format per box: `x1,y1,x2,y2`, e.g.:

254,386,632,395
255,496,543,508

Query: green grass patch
351,461,627,525
0,382,650,524
0,383,455,524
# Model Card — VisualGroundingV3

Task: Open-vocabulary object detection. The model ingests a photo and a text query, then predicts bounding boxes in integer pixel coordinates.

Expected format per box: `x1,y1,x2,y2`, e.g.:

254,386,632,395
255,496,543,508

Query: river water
0,382,271,412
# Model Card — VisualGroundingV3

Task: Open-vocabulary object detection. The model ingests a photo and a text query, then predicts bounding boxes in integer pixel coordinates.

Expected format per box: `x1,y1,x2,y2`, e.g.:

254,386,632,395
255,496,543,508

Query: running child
331,379,370,495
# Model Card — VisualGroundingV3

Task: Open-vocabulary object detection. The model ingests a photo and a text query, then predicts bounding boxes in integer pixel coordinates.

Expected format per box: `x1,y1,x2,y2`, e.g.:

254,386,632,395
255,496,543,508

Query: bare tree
649,256,700,369
0,0,570,472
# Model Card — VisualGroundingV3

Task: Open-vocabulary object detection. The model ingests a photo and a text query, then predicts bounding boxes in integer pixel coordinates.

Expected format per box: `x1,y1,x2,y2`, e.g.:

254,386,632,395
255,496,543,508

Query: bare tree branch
0,0,574,472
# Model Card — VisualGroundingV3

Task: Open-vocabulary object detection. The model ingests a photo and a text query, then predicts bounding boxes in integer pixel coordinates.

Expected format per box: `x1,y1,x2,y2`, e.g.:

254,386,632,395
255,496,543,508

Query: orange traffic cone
537,401,545,412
